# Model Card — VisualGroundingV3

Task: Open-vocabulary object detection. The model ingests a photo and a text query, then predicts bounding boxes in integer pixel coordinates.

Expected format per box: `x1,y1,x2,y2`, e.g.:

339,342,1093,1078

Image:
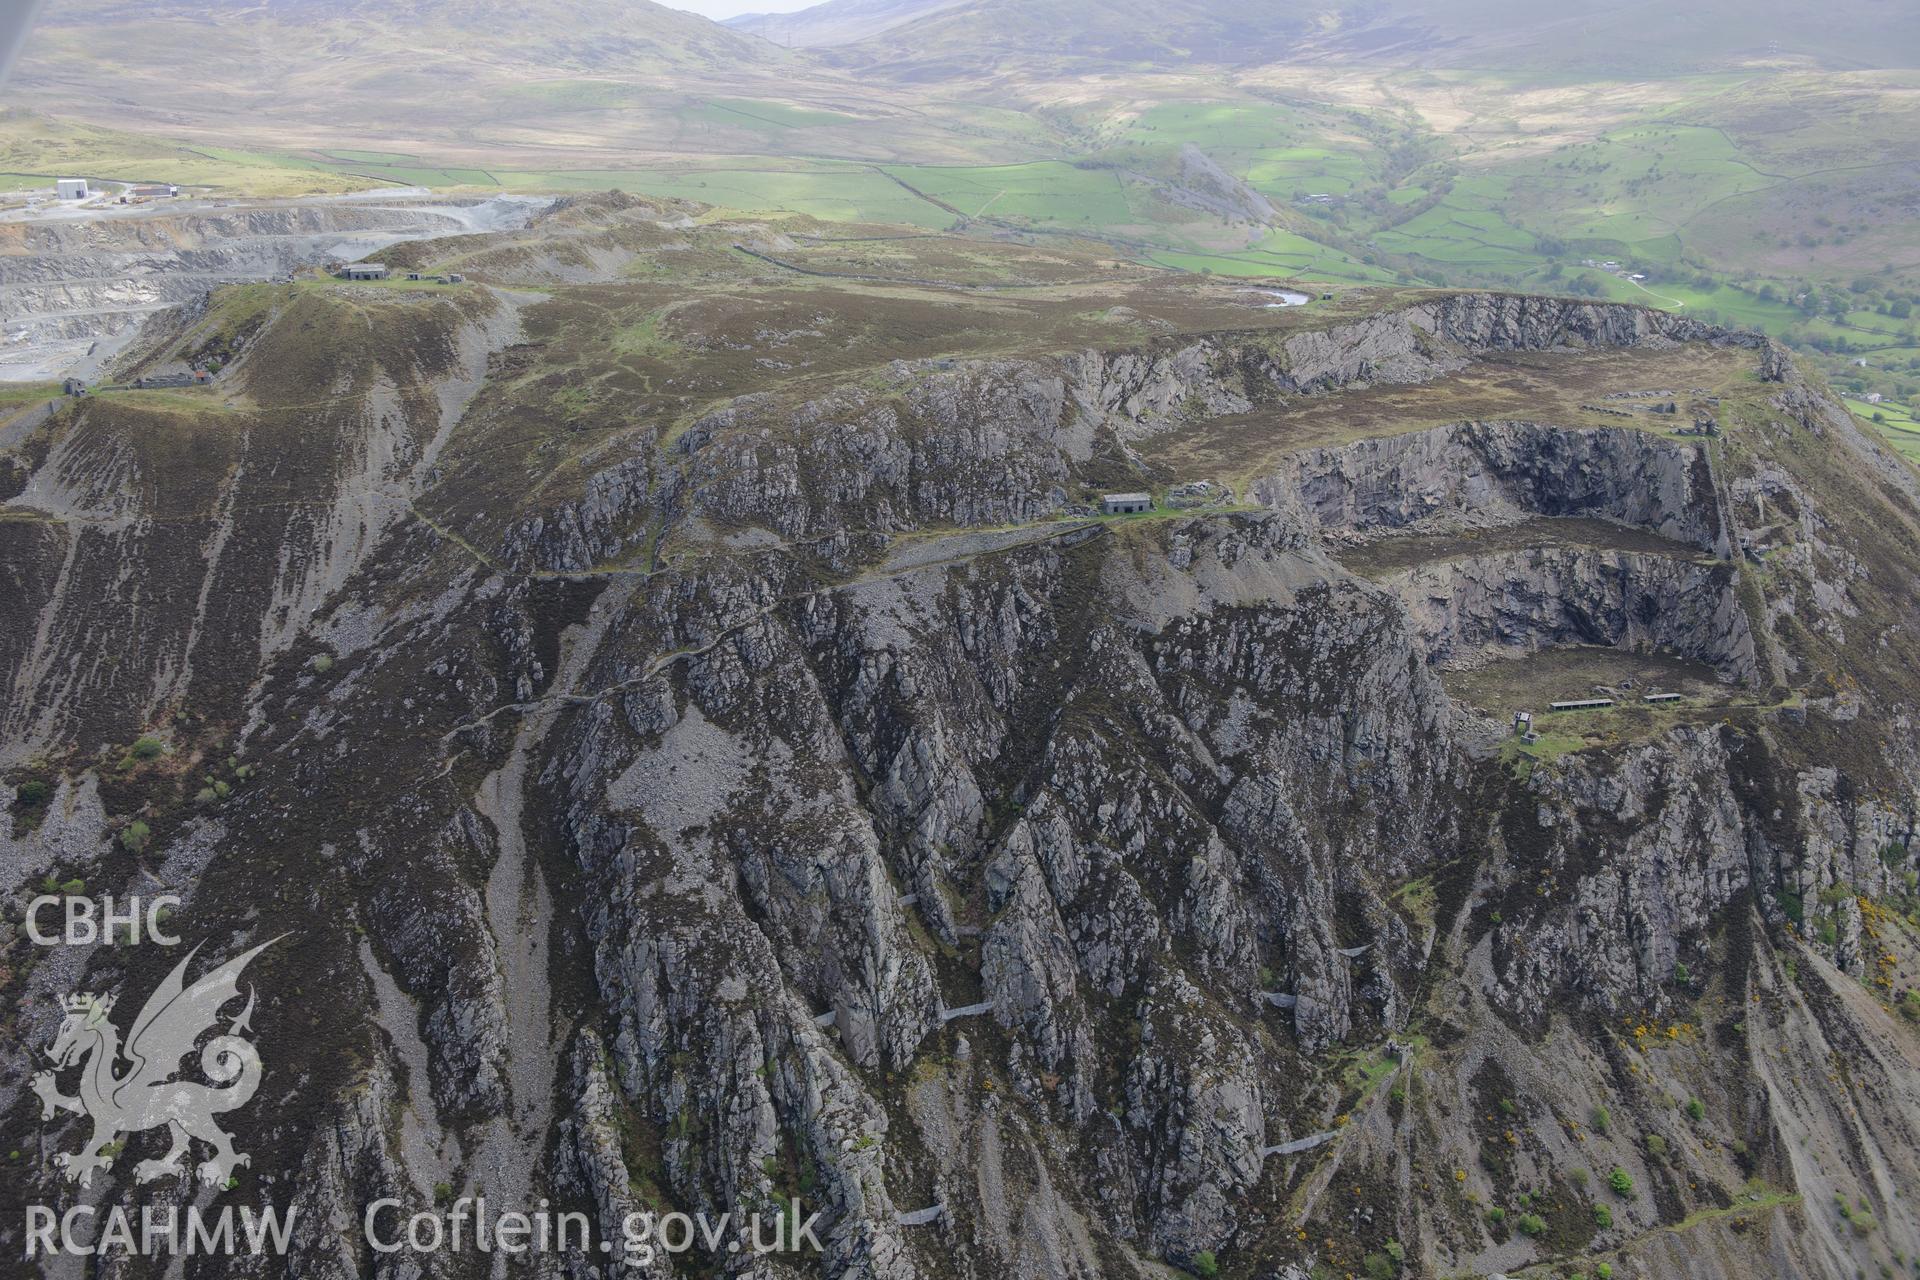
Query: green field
697,98,866,130
0,113,374,196
527,165,954,226
882,161,1139,226
1148,228,1398,284
1847,397,1920,466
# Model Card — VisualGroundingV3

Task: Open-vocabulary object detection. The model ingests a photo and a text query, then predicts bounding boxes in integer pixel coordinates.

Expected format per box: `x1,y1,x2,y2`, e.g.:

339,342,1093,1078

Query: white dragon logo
32,938,281,1189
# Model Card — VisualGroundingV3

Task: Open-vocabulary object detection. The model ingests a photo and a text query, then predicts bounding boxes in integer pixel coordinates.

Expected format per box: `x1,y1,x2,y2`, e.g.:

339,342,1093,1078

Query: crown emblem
62,993,113,1018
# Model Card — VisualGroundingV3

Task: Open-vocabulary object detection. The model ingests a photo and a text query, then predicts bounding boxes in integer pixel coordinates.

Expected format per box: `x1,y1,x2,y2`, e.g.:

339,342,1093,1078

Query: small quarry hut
1101,492,1153,515
339,263,389,280
55,178,89,200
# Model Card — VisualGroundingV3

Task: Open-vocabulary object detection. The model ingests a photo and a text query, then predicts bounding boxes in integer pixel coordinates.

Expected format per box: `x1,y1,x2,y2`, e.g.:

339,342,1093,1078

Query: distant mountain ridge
31,0,1920,94
805,0,1339,70
727,0,962,49
756,0,1920,75
30,0,788,71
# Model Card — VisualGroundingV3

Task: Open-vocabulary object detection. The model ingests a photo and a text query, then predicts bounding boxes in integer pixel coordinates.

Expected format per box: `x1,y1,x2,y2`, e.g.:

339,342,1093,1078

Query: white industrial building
55,178,89,200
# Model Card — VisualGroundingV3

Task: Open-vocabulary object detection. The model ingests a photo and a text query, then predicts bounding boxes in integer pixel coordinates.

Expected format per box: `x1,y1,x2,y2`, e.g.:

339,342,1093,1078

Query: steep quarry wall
1381,546,1758,682
1253,421,1723,550
1245,418,1753,681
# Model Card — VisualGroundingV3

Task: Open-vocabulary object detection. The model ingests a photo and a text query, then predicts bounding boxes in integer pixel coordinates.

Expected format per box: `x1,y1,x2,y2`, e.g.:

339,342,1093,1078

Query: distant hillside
43,0,787,66
728,0,963,49
11,0,798,150
817,0,1336,74
22,0,787,92
816,0,1920,77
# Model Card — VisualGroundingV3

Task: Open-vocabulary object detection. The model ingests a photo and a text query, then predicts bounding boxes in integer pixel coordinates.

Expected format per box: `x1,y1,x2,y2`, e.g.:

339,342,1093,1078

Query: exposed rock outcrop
1382,546,1758,682
1254,420,1723,550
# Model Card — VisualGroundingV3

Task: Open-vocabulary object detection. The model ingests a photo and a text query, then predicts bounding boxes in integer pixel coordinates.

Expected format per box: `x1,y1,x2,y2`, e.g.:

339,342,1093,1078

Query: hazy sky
666,0,820,18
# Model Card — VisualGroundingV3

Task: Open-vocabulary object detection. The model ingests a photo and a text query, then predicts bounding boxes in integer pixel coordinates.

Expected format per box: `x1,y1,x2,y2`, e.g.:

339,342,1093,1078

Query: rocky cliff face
1383,546,1758,682
1254,420,1725,551
2,246,1917,1280
0,283,522,759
